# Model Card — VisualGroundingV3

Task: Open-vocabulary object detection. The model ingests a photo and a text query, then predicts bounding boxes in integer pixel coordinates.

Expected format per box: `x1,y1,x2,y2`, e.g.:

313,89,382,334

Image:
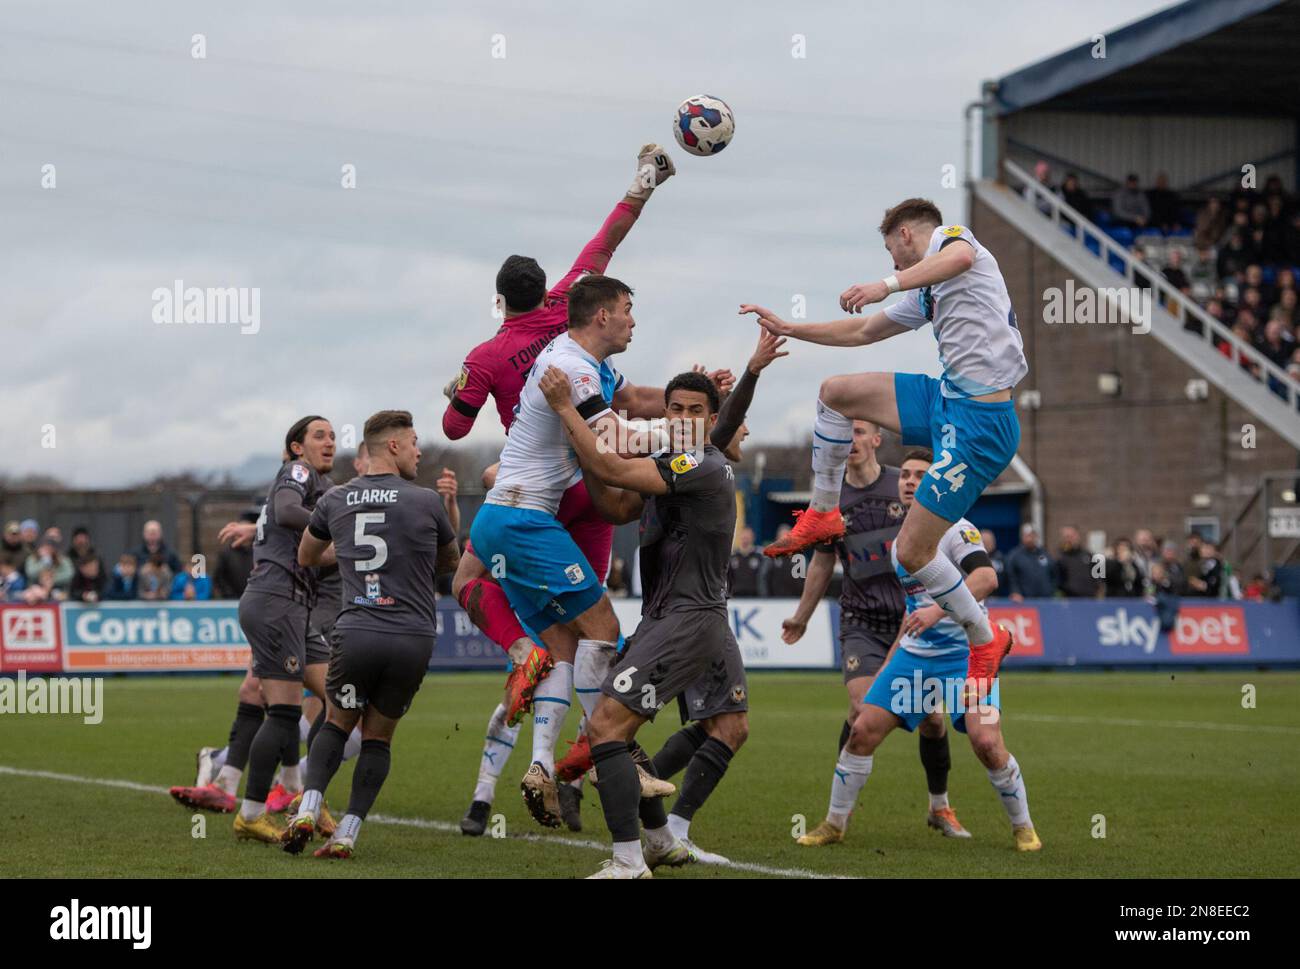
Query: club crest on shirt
284,655,301,675
730,685,746,703
887,501,905,519
291,463,310,484
941,224,965,237
845,654,861,672
564,563,586,585
961,527,981,545
670,453,698,475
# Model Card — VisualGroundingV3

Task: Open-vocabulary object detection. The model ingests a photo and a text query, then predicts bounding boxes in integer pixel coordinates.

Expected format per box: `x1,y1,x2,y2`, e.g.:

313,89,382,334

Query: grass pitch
3,670,1297,878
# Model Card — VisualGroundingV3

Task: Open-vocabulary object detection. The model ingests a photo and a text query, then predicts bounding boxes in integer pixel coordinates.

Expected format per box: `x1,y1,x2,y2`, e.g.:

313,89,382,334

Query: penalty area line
0,764,849,880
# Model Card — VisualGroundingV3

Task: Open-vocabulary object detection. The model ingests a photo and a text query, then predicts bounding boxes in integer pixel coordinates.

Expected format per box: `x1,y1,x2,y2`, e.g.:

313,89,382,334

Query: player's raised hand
628,144,675,200
538,365,572,410
218,521,257,548
781,616,807,644
839,280,889,314
692,364,736,395
747,328,790,374
436,468,458,501
738,304,794,337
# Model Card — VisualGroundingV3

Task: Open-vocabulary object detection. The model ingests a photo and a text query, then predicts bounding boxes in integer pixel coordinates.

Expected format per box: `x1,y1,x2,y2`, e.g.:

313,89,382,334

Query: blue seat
1084,234,1101,257
1094,208,1113,227
1108,251,1127,274
1105,226,1135,247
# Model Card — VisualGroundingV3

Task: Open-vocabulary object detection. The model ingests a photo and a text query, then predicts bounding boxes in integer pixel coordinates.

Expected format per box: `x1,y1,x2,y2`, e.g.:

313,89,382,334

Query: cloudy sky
1,0,1172,486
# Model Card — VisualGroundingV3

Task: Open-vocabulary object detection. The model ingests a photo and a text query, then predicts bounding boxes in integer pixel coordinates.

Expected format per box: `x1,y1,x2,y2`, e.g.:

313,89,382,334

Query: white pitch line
1015,714,1300,735
0,765,848,880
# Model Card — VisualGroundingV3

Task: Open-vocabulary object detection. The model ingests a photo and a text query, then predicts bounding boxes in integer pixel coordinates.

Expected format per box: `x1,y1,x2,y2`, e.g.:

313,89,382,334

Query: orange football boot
505,645,554,726
554,734,593,784
763,507,846,558
965,623,1014,702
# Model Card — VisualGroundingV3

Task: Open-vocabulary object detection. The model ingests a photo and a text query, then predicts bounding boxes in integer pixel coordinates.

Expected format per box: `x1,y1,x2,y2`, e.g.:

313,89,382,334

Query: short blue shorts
894,372,1020,522
469,504,605,633
863,645,1001,734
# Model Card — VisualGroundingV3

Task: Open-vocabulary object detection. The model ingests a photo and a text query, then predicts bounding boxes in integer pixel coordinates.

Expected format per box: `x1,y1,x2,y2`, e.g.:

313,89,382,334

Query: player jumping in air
742,198,1027,699
284,410,461,858
784,431,968,839
468,274,675,829
443,144,675,733
798,449,1041,852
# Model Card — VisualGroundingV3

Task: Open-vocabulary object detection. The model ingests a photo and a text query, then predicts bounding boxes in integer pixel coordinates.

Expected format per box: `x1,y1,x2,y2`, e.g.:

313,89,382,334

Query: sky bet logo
50,899,151,949
1096,606,1247,655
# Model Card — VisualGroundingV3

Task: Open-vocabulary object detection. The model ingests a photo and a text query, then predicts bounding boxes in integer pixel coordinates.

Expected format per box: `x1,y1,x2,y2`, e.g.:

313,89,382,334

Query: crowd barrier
0,597,1296,675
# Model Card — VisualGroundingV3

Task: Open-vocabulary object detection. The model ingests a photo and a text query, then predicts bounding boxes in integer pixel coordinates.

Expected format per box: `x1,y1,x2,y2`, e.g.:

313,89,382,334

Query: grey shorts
840,623,895,683
306,605,335,666
325,626,434,720
240,590,315,681
602,609,731,722
678,628,748,724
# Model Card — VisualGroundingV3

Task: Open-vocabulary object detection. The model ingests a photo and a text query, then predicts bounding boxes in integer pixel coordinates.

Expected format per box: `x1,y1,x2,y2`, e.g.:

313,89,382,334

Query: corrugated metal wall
1005,110,1294,192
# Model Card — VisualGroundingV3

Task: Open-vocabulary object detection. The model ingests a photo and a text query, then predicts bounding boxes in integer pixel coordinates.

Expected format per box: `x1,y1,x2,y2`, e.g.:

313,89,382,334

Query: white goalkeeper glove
626,143,675,201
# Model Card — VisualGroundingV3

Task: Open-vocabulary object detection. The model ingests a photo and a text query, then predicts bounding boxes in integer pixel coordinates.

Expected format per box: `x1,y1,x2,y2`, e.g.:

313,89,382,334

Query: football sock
643,824,674,853
652,722,707,780
336,813,363,842
280,763,302,792
345,739,391,821
458,578,529,654
306,708,326,754
304,722,348,799
343,726,363,761
987,754,1031,827
911,552,994,644
827,750,873,828
929,791,950,812
298,788,323,821
671,737,733,823
473,702,521,804
811,399,854,511
225,701,264,773
591,740,641,843
214,765,242,796
574,640,617,720
242,703,299,808
667,813,691,841
919,731,951,796
838,718,852,756
531,661,573,772
209,745,229,775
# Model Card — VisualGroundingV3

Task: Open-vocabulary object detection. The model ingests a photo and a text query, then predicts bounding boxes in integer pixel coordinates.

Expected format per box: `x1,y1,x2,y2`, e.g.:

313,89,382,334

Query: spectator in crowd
1256,317,1294,368
1023,160,1057,216
1161,248,1191,295
1060,172,1091,221
106,554,140,601
19,519,40,555
981,528,1009,597
213,508,258,599
70,556,108,602
22,566,64,604
1187,541,1223,598
1216,232,1253,281
1242,573,1271,602
1112,173,1151,230
1287,347,1300,382
1259,197,1288,263
1193,196,1228,250
1132,528,1160,582
1158,541,1187,595
1189,245,1218,289
24,535,73,594
1104,538,1143,597
1147,562,1179,633
1146,172,1182,233
729,525,768,597
135,520,183,575
1005,524,1055,601
137,553,174,601
170,564,212,601
1286,210,1300,265
0,558,27,601
69,526,97,566
1,521,25,569
1056,525,1101,598
764,524,807,597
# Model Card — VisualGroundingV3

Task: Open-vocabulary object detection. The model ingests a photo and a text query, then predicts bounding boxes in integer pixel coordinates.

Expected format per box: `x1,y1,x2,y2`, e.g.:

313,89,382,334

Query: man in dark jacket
1056,526,1101,598
134,520,183,575
1005,525,1055,600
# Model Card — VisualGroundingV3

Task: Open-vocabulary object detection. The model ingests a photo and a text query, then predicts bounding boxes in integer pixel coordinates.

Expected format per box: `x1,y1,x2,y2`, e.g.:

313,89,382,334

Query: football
673,95,735,156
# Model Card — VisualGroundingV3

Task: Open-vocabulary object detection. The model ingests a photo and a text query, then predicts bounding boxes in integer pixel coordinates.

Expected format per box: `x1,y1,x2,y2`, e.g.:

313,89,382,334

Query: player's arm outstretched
581,466,646,525
711,329,787,447
740,303,910,348
538,366,671,496
781,548,835,644
838,236,975,314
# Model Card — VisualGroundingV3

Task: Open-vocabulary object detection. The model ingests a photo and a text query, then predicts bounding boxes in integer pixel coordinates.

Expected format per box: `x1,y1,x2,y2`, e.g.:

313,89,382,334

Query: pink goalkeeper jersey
442,201,640,438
